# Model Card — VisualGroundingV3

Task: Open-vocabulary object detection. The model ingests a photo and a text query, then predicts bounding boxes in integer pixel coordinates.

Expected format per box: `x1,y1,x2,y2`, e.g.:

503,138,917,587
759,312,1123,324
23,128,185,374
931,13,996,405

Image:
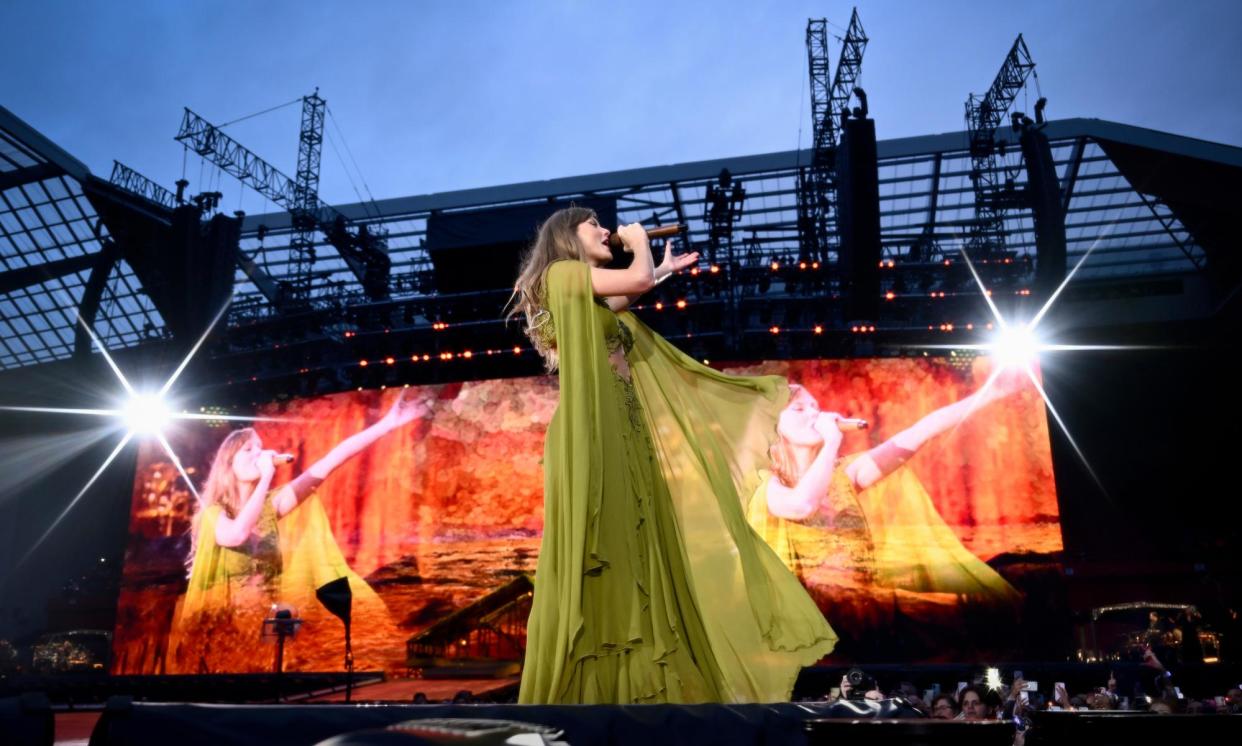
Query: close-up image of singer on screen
165,389,433,673
748,369,1028,654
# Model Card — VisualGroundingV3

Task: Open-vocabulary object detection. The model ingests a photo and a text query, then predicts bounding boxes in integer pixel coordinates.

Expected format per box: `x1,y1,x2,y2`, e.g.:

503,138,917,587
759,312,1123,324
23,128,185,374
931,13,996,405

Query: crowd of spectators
805,649,1241,744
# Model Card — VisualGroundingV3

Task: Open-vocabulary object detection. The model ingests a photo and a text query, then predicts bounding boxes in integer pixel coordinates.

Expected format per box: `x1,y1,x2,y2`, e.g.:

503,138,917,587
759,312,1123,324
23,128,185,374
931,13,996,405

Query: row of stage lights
356,347,528,367
323,265,1030,345
374,290,1034,332
230,315,1020,388
764,321,997,335
323,264,1031,369
336,320,1003,370
876,257,1020,268
675,257,1021,272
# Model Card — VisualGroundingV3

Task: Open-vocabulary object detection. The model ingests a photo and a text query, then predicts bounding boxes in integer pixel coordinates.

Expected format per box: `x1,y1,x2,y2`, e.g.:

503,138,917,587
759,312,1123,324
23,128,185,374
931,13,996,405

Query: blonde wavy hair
506,206,596,371
769,385,822,488
185,427,257,575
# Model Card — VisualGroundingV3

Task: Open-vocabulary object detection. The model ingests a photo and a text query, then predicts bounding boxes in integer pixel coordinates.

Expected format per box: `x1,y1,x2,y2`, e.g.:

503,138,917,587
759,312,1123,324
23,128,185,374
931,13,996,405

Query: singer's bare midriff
609,347,631,383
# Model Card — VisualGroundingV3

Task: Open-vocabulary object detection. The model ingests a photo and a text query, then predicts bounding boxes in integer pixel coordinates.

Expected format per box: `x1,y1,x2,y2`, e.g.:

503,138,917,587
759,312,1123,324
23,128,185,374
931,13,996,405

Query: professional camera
844,667,877,700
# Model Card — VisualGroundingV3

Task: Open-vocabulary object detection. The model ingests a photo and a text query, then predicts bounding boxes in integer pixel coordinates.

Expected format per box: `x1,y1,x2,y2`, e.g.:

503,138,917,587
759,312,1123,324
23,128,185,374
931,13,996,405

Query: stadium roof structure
2,106,1239,394
0,107,167,370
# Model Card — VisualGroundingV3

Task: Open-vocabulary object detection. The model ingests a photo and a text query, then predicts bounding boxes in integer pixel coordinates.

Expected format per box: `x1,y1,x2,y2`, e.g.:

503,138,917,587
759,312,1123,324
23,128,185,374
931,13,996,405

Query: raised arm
765,413,844,520
589,223,655,299
602,240,699,312
271,389,432,517
846,367,1025,490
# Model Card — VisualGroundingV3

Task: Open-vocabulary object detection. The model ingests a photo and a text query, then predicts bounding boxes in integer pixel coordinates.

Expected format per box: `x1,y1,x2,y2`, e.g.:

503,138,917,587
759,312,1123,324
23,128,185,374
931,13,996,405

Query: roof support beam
925,152,942,229
73,241,121,359
1062,136,1086,214
0,163,62,192
0,251,98,295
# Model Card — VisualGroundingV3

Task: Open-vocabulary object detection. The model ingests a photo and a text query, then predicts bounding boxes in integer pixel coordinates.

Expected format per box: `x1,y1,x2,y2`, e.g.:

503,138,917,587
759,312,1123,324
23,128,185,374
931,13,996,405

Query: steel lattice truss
965,34,1037,258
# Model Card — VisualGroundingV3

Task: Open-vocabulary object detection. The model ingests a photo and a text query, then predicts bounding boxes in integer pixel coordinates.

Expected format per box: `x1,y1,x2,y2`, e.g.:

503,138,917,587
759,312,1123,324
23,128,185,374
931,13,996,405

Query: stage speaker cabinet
165,206,239,340
835,117,882,323
1019,125,1067,302
424,198,617,321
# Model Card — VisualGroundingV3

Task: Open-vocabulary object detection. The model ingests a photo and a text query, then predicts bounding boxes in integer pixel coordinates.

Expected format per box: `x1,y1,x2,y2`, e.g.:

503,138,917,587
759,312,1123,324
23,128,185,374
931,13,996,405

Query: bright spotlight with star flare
0,298,297,567
121,393,174,436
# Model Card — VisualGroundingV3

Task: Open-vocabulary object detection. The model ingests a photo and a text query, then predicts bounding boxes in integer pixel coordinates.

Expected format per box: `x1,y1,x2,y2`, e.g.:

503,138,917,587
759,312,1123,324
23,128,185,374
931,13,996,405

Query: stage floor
54,711,98,746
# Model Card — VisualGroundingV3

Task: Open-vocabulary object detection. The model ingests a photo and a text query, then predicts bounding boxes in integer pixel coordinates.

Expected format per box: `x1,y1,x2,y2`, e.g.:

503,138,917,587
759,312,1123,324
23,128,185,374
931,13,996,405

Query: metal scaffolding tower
289,92,327,290
964,35,1036,259
799,8,868,264
175,94,391,306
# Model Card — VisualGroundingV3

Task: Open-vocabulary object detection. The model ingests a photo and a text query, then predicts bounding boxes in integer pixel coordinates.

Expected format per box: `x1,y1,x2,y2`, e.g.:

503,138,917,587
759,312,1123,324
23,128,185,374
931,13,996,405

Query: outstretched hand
381,388,434,430
656,240,699,278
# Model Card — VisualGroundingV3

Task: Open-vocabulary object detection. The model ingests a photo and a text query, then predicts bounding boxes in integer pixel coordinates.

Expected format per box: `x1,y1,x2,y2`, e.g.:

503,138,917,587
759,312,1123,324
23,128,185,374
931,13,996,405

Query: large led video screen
112,356,1062,674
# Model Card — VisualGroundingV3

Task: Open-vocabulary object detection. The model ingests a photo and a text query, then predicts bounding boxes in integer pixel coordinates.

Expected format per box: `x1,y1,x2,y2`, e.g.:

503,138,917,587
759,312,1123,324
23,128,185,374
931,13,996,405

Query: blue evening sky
2,0,1240,210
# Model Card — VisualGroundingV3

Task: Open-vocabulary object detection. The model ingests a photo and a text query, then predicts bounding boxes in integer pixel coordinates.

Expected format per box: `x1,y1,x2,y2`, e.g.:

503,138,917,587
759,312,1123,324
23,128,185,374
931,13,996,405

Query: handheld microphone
609,224,683,251
837,418,869,431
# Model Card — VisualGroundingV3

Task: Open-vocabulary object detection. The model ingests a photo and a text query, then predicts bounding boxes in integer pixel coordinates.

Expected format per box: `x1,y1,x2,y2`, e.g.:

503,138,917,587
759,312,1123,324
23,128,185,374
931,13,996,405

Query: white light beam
17,431,134,568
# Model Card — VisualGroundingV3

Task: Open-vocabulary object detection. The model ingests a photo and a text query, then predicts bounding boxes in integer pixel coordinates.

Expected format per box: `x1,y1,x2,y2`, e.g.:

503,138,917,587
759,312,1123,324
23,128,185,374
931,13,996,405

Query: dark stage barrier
84,698,1242,746
88,699,899,746
806,719,1014,746
0,693,54,746
1024,711,1242,745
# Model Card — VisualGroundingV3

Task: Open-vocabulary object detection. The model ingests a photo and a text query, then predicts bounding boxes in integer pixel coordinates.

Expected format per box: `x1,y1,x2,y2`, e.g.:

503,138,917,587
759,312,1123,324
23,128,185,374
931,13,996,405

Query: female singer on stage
509,207,837,705
167,389,431,673
747,375,1024,603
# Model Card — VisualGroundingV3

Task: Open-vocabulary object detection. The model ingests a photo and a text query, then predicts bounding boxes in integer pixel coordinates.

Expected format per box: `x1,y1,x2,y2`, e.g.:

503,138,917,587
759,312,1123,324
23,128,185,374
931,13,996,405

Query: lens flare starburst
911,238,1157,497
1,297,293,567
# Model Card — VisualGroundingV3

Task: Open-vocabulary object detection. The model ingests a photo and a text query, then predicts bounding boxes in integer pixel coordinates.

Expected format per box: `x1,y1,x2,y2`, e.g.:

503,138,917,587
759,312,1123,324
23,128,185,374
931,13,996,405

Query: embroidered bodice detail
604,315,635,356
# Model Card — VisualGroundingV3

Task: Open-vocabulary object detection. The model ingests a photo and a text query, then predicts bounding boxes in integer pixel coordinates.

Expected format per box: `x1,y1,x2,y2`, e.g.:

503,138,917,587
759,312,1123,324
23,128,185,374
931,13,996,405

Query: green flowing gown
519,260,837,704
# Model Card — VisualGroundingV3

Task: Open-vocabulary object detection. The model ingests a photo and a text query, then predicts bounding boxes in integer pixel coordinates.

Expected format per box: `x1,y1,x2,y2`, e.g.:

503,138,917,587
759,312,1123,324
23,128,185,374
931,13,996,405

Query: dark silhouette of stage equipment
316,576,355,702
261,605,303,702
1016,98,1068,303
836,91,881,324
424,197,618,321
799,11,868,264
610,223,684,251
